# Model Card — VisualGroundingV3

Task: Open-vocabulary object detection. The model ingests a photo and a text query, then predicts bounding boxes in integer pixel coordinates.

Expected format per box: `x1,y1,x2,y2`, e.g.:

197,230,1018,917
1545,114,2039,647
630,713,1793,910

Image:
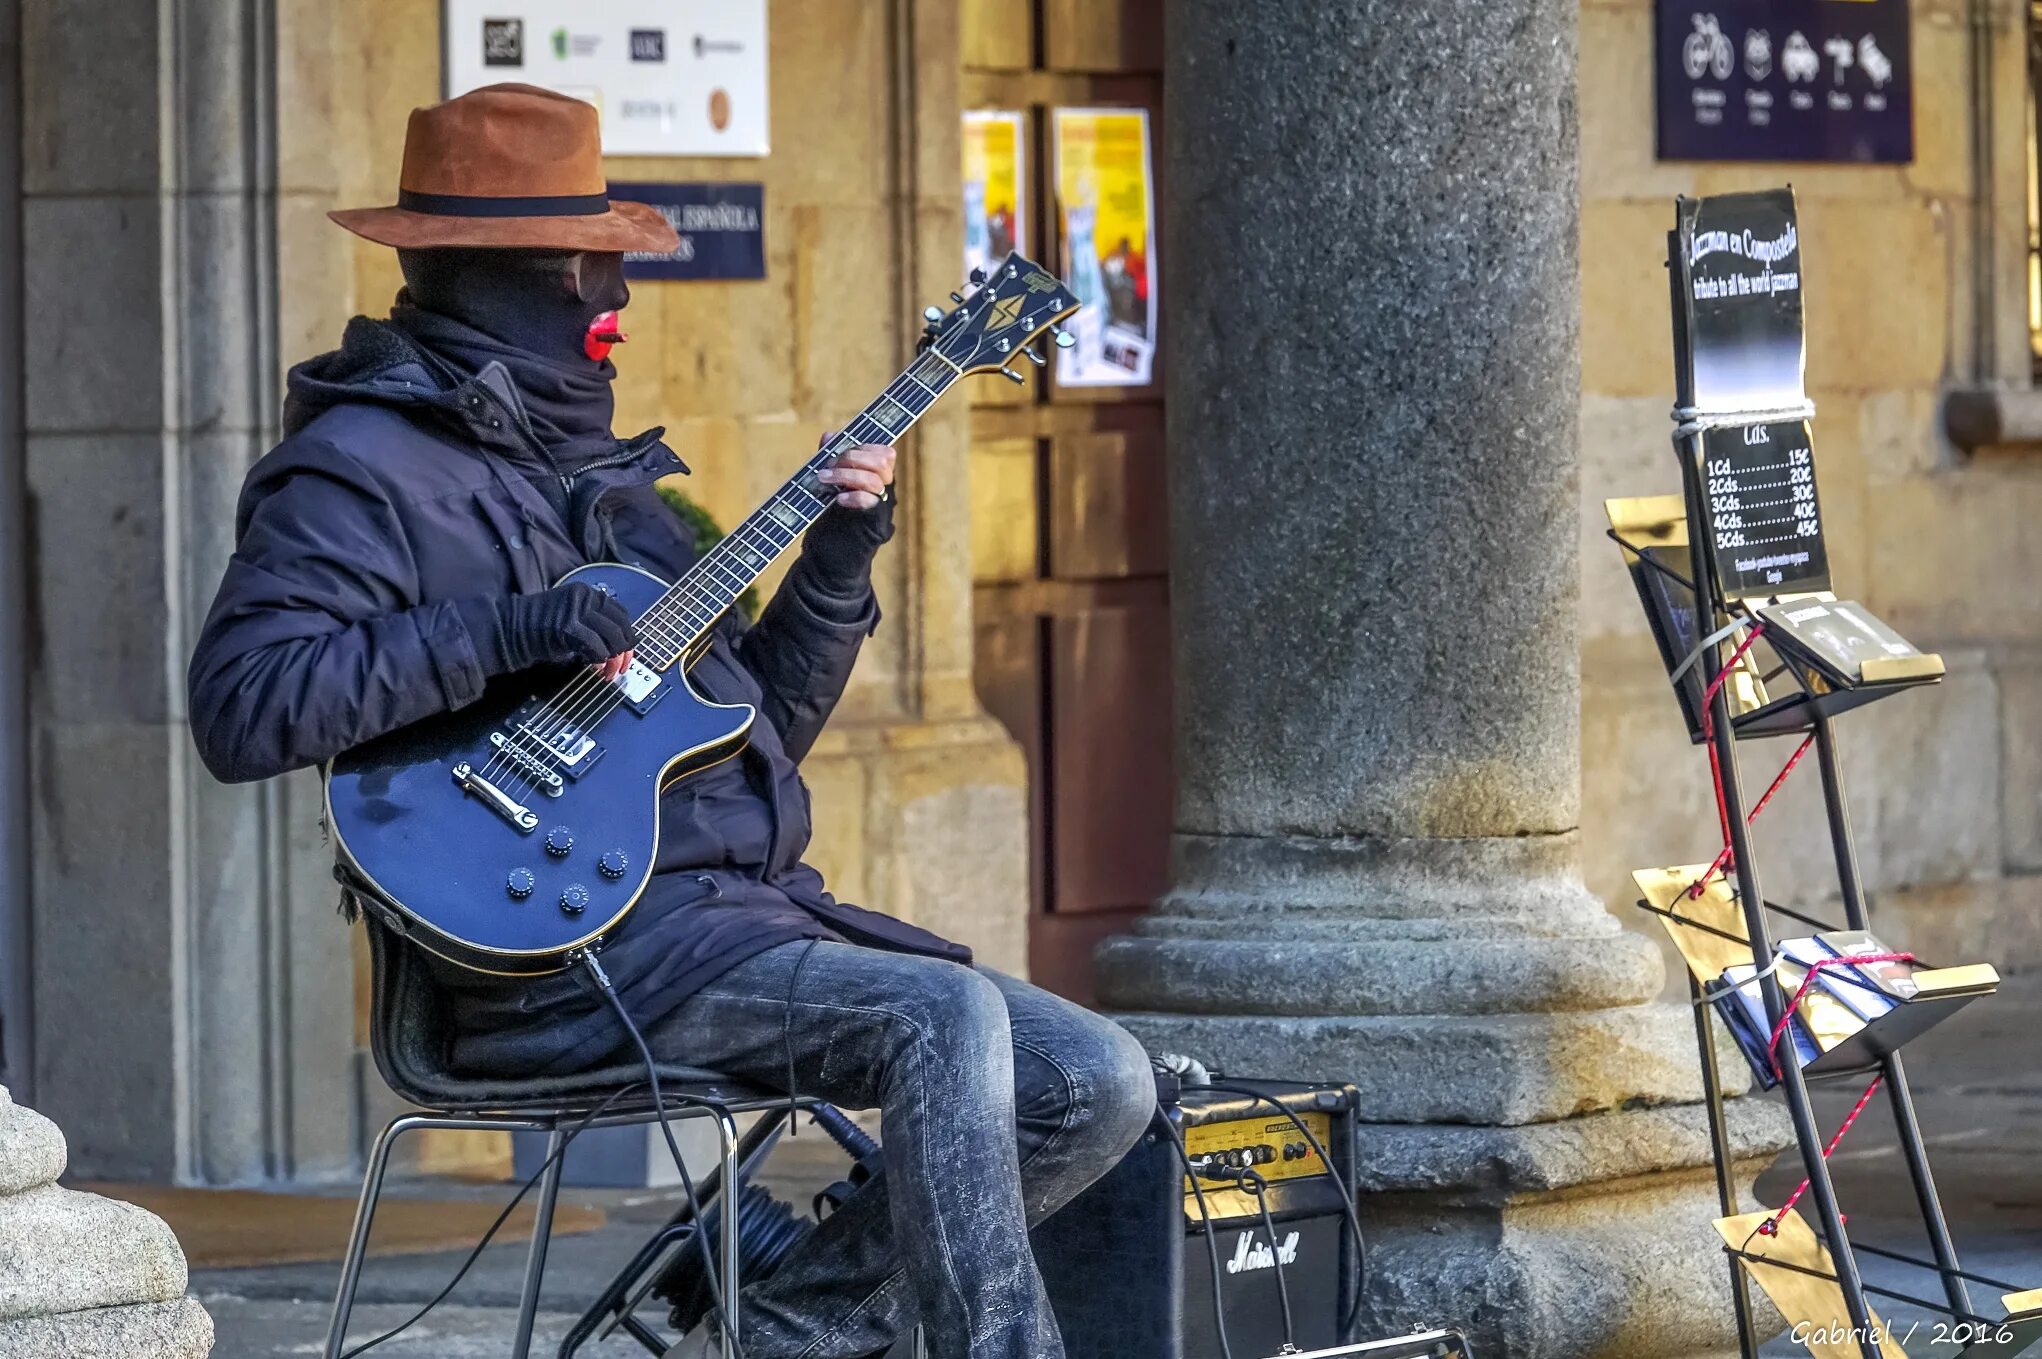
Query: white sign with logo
443,1,769,157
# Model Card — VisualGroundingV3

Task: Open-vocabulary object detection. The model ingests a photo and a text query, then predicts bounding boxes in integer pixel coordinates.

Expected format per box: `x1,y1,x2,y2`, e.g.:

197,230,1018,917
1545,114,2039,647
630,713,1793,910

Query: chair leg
716,1111,743,1359
511,1124,569,1359
324,1114,426,1359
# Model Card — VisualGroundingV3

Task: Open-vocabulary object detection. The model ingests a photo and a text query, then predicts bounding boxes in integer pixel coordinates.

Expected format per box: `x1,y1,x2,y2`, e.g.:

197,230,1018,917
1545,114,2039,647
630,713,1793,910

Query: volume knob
505,867,535,900
598,849,629,880
544,826,574,858
559,884,589,915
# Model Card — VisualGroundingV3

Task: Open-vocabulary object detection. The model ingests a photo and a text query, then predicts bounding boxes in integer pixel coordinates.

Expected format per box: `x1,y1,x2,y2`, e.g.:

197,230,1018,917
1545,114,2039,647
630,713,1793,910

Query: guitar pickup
609,656,667,715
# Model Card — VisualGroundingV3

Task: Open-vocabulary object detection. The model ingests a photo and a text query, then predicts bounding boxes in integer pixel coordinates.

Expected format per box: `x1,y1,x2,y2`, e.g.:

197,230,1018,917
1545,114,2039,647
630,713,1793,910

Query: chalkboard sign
1699,419,1829,599
1655,0,1913,164
1674,189,1807,413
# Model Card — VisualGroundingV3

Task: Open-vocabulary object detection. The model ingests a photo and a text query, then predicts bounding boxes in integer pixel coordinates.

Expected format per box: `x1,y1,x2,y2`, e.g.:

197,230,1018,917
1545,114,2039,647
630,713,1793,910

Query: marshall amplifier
1032,1078,1362,1359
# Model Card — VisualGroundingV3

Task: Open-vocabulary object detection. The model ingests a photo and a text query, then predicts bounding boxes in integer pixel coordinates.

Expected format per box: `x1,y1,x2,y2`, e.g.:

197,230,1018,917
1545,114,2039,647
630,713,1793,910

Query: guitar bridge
451,762,540,832
488,732,566,796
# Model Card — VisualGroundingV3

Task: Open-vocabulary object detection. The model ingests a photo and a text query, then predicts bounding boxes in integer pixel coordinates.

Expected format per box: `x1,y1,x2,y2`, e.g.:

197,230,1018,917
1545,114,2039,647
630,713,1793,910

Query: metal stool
326,921,802,1359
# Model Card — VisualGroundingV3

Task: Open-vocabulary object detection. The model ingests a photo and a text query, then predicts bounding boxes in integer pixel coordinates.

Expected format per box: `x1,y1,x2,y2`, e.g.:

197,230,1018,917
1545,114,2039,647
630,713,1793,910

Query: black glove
801,499,894,589
457,583,636,678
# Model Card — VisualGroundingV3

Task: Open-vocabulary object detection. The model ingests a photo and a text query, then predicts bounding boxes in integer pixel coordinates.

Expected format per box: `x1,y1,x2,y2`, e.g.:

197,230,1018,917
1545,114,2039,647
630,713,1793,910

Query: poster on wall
443,1,769,157
963,110,1027,283
1051,108,1156,388
1655,0,1912,163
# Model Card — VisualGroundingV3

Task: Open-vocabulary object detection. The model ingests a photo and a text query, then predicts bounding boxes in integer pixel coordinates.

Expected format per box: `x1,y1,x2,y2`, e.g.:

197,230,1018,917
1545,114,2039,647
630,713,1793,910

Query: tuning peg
923,305,943,323
999,365,1026,385
1022,347,1046,367
950,291,965,304
1051,326,1076,350
969,267,987,286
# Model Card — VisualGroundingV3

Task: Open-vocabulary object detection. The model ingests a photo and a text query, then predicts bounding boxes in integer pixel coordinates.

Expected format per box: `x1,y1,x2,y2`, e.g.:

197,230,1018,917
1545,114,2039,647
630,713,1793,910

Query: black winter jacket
188,318,966,1075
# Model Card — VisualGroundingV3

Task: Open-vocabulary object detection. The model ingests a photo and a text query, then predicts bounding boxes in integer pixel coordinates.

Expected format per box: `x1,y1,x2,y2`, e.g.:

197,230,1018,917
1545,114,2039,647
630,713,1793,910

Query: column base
1353,1101,1791,1359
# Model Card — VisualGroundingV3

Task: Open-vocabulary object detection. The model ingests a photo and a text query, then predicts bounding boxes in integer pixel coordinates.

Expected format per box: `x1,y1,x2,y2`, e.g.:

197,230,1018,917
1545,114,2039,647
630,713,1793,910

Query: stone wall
278,0,1031,977
1578,0,2042,983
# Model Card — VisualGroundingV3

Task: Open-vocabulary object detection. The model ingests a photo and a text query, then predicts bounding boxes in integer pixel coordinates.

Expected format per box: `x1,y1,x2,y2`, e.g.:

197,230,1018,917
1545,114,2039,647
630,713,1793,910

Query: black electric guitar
326,253,1080,973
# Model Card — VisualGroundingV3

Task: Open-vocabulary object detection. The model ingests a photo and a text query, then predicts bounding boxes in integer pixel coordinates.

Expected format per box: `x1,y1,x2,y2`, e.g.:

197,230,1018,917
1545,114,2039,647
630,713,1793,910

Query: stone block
1846,653,2000,891
1579,394,1683,645
1112,1000,1728,1127
764,4,891,206
798,748,874,910
1802,201,1952,394
658,269,798,425
1867,472,2042,642
26,435,173,726
1578,4,1693,203
1582,200,1679,399
2000,651,2042,872
0,1091,66,1198
899,779,1029,976
29,721,180,1181
1869,874,2042,970
785,204,909,414
20,0,159,195
1360,1160,1786,1359
0,1185,188,1320
1904,11,1977,201
1355,1095,1790,1199
1857,388,1950,487
23,196,163,434
0,1297,212,1359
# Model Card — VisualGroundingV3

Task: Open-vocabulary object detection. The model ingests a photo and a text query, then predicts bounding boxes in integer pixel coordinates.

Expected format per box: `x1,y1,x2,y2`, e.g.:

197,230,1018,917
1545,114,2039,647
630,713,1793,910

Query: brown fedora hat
329,84,679,254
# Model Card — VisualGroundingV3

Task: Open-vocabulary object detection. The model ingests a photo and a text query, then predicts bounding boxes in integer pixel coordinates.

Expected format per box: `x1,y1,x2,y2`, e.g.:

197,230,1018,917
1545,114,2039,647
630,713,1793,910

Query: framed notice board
1655,0,1912,163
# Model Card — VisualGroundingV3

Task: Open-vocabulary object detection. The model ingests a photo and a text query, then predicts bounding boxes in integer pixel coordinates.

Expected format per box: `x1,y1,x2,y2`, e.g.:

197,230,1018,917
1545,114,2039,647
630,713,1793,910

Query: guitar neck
631,348,965,667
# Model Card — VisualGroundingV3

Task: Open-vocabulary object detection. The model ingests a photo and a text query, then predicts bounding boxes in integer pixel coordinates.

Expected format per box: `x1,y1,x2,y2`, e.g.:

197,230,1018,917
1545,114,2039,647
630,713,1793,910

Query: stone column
1097,5,1787,1355
21,0,356,1183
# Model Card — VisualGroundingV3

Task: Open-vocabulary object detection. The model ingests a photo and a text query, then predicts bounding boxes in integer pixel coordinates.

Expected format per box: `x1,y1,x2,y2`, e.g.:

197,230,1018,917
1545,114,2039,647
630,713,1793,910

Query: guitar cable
1158,1104,1238,1359
1199,1080,1368,1339
583,949,750,1358
337,1082,637,1358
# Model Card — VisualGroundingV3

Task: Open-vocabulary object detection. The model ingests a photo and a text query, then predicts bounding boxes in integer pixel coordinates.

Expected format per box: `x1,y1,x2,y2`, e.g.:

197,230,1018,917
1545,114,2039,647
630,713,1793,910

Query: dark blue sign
612,183,767,281
1655,1,1912,163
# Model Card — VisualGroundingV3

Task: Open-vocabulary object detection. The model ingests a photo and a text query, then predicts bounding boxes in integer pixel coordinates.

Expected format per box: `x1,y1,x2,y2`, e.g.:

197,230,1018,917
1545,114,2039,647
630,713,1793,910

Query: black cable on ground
1158,1106,1236,1359
338,1082,637,1359
585,951,747,1358
1242,1169,1296,1352
1201,1080,1369,1338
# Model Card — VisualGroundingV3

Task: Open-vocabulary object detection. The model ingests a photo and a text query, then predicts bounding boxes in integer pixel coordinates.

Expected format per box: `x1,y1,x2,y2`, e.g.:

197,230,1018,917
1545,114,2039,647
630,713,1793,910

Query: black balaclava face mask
397,247,629,368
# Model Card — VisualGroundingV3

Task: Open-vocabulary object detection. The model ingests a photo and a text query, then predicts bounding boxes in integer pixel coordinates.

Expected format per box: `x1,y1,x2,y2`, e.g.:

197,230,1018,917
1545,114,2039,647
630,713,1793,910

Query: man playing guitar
187,85,1153,1359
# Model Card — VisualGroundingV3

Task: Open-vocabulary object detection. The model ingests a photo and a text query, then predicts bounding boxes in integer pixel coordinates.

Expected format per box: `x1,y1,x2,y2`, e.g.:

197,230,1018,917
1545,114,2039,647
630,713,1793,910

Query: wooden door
964,0,1169,1004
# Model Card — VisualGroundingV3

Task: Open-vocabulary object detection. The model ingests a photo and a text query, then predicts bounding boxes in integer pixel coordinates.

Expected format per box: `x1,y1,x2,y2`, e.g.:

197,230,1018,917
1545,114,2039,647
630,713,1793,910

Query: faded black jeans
637,940,1157,1359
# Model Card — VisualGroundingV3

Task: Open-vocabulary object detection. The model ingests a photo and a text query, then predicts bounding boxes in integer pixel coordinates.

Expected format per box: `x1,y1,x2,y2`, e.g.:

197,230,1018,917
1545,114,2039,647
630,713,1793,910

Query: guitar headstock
919,252,1082,383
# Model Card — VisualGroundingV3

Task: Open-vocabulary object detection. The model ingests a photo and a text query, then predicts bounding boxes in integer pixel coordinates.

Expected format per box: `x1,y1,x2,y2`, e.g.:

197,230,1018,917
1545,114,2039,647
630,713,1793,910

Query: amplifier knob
505,867,535,900
559,884,589,915
598,849,629,880
544,826,574,857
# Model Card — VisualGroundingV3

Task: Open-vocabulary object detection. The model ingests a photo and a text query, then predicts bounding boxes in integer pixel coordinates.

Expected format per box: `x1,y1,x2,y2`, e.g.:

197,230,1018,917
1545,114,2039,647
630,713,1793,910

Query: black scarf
389,248,632,477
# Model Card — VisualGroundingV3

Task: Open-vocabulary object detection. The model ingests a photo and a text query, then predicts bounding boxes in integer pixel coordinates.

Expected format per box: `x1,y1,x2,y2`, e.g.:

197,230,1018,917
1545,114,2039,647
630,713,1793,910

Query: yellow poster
1052,107,1156,387
963,110,1027,281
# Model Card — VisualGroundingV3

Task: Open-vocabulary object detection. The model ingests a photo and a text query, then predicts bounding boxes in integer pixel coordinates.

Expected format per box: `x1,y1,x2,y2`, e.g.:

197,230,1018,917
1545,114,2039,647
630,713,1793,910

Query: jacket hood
283,316,453,437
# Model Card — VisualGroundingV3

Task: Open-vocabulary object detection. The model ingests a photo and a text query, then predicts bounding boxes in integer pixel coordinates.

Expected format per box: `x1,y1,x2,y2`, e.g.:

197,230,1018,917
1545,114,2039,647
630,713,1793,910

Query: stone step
0,1088,66,1197
0,1183,189,1322
0,1297,213,1358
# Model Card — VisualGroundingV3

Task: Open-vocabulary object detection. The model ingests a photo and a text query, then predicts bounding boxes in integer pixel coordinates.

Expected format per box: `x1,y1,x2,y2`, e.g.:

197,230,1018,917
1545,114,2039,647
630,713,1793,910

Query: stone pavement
191,973,2042,1358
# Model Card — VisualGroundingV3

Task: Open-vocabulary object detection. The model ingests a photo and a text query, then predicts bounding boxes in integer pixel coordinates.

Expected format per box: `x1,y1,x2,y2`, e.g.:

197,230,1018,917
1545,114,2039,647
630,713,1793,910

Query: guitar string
490,380,931,780
472,378,946,796
474,403,917,790
470,394,923,793
484,406,921,787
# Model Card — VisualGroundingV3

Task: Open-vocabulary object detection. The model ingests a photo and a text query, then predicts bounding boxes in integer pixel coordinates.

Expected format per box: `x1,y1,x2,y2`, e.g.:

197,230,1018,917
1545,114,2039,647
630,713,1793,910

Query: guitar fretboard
630,348,964,669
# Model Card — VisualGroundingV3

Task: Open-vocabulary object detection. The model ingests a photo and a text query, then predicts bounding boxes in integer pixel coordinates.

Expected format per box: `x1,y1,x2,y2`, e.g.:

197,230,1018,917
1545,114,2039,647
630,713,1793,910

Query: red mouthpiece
584,310,627,362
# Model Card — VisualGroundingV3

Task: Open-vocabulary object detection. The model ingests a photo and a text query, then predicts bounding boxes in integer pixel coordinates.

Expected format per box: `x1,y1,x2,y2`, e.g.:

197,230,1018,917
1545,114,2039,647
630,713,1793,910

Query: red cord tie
1754,952,1913,1237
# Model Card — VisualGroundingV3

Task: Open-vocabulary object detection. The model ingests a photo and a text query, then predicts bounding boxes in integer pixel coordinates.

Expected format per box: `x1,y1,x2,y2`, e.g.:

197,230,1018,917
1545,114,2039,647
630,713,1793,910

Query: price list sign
1700,418,1830,599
